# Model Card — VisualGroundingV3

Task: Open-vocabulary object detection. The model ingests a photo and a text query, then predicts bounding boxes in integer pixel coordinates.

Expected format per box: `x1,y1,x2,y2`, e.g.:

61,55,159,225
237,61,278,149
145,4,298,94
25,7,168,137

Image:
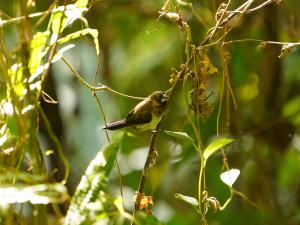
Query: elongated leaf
51,4,87,35
0,183,68,205
0,171,47,183
51,10,65,35
114,197,124,215
175,193,198,207
57,28,99,55
103,131,124,176
64,131,124,225
164,130,194,143
29,44,75,83
0,134,7,147
203,138,235,161
28,31,50,75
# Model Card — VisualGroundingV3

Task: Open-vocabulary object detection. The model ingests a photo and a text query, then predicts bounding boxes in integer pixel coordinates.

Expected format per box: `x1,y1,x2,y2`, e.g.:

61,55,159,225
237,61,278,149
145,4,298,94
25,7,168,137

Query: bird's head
149,91,168,111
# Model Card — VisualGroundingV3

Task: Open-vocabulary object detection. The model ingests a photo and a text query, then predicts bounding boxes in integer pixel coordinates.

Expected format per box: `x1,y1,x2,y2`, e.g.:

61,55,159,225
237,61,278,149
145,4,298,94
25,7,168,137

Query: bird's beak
161,93,168,102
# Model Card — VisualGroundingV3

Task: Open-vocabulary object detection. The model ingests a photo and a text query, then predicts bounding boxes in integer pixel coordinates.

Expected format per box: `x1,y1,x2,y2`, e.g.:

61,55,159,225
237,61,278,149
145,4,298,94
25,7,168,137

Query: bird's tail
102,119,128,130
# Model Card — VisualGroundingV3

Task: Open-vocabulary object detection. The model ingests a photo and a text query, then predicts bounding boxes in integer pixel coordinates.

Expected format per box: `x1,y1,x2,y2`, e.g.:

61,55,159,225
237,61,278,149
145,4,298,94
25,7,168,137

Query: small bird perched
103,91,168,131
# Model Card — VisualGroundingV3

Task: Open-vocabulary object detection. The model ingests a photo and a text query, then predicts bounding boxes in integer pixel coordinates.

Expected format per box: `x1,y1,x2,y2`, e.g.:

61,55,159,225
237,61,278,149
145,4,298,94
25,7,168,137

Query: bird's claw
151,129,161,134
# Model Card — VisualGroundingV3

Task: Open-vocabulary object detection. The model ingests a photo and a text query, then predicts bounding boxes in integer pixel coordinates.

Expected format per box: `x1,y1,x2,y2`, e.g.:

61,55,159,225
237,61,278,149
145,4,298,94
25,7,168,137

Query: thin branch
228,0,274,14
61,56,146,100
91,56,124,199
200,0,277,46
199,38,300,51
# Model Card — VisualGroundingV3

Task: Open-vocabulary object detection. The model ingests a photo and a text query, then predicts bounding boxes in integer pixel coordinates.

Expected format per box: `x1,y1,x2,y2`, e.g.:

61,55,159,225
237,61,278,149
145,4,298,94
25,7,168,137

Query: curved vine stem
61,56,145,100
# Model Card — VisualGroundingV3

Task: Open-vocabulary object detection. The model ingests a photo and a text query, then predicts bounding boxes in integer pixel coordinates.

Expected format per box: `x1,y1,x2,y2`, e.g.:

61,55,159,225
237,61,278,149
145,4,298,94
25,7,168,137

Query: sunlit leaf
114,197,124,215
57,28,99,55
51,10,65,35
0,172,47,183
203,138,235,161
13,83,25,97
29,81,41,91
28,31,50,75
0,184,68,205
45,149,54,156
0,124,6,134
21,104,34,114
64,151,107,225
220,169,240,187
75,0,89,8
0,134,7,147
29,45,75,83
51,4,88,36
175,193,198,207
9,64,26,97
52,44,75,63
2,147,15,155
28,62,50,83
64,131,124,225
1,101,13,116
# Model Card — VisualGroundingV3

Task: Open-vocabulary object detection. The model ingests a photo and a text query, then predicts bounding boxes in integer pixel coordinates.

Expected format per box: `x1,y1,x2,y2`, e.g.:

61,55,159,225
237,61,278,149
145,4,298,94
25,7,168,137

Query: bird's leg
151,129,162,134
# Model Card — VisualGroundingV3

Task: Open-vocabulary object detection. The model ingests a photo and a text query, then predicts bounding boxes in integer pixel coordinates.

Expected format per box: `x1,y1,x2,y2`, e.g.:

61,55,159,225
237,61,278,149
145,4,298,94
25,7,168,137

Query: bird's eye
160,92,168,103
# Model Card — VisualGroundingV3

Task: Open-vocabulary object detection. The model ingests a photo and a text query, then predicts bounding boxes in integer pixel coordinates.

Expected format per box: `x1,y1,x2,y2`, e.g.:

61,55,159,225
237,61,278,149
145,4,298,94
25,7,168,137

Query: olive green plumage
103,91,168,131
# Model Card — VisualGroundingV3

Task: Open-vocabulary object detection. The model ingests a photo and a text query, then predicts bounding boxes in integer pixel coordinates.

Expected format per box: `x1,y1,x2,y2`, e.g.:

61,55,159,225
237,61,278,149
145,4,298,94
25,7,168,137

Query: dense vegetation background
1,0,300,224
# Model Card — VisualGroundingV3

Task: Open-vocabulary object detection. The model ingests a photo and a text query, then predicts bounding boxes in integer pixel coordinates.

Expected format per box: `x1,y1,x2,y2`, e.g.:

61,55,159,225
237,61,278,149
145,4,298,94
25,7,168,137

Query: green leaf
50,4,88,35
52,44,75,63
164,130,194,143
28,31,50,75
175,193,198,207
64,131,124,225
9,64,26,97
0,183,68,205
57,28,99,55
114,197,124,215
75,0,89,8
203,138,235,161
51,10,66,35
103,131,124,176
0,172,47,183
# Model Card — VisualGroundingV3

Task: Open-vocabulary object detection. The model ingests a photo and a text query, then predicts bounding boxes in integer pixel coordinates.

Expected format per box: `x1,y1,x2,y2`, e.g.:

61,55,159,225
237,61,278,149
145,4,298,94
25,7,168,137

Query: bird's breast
133,113,162,131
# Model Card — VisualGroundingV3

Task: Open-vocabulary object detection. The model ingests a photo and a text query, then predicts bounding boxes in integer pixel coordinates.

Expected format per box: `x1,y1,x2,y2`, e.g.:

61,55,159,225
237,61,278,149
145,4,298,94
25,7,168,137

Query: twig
61,56,145,100
91,56,124,199
228,0,274,14
200,0,276,46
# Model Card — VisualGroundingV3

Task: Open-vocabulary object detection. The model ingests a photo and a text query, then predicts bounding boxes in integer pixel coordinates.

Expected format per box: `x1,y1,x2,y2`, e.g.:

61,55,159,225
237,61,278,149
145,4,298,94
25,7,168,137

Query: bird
103,91,168,131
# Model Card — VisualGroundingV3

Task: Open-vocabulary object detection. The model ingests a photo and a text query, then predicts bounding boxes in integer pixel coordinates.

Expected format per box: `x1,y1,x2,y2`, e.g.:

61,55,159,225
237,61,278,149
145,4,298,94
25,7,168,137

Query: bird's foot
151,129,162,134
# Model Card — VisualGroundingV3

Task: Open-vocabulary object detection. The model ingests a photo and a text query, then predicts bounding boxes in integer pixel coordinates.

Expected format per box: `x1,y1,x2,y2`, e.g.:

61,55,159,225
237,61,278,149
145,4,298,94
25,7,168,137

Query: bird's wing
126,107,152,125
